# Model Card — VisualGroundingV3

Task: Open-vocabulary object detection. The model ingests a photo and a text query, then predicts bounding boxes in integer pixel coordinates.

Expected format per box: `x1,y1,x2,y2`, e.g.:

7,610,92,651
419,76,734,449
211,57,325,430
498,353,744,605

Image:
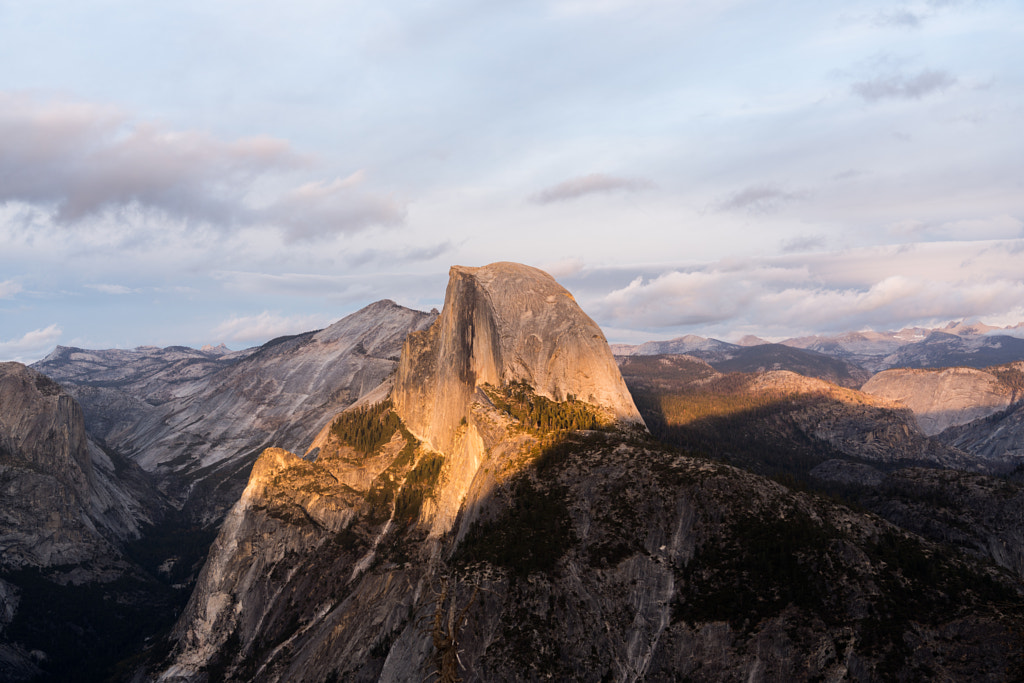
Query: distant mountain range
613,320,1024,376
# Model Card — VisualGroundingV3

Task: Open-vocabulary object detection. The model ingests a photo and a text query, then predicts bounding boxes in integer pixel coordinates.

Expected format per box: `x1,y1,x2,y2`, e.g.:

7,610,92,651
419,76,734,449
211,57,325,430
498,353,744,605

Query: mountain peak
393,262,643,454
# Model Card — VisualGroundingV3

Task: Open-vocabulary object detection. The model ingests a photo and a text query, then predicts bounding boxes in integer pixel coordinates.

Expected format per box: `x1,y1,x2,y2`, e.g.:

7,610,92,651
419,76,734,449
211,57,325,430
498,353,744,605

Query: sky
2,0,1023,362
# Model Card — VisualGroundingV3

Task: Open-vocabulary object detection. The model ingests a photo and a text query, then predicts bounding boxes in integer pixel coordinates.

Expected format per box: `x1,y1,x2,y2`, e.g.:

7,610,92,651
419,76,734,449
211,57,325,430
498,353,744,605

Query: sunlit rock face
393,262,643,455
862,367,1014,436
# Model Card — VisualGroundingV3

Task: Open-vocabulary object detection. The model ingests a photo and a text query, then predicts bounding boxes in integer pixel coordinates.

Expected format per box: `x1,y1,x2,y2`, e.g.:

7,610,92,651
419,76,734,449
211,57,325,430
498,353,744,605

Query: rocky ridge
618,321,1024,374
33,300,436,523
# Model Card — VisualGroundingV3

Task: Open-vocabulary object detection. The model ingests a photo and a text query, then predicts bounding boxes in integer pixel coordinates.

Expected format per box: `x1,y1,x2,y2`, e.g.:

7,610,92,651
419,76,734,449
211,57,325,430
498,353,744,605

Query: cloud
589,242,1024,338
210,311,331,345
532,173,652,204
0,92,404,240
0,92,302,224
343,241,454,268
539,257,585,279
85,284,139,295
781,235,826,253
262,174,406,242
0,324,62,363
595,266,807,328
716,184,804,214
872,9,925,28
889,214,1023,241
851,68,956,102
0,280,21,299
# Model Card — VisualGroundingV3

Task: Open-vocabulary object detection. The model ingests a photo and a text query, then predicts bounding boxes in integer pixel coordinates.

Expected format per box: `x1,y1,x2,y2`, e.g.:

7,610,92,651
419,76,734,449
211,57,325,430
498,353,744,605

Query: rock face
940,401,1024,471
0,362,171,682
156,264,1024,683
811,463,1024,582
393,262,643,456
862,367,1015,436
33,300,436,523
0,362,155,570
619,356,978,475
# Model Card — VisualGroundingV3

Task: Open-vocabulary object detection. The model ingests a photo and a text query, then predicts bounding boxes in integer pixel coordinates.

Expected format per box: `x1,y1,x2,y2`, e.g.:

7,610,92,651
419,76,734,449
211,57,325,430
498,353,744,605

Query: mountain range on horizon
612,319,1024,375
3,262,1024,681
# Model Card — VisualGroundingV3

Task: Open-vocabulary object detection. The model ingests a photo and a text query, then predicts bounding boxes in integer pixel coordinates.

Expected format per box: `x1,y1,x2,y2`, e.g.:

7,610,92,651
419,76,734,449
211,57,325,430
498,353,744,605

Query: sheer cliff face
393,262,643,455
0,363,156,570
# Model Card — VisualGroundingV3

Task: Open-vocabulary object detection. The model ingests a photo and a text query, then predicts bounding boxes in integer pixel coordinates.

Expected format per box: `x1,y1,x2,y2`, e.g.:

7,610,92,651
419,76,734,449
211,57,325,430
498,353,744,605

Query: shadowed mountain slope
0,362,176,683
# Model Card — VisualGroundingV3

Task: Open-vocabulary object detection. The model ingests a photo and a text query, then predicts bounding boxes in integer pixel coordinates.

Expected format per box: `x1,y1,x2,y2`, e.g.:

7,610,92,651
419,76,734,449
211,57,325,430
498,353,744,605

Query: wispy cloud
781,235,826,253
85,283,139,295
588,241,1024,337
889,214,1023,241
0,324,62,363
871,9,926,28
210,311,331,345
852,68,956,102
716,184,805,214
532,173,652,204
343,241,454,268
0,280,21,299
261,173,406,242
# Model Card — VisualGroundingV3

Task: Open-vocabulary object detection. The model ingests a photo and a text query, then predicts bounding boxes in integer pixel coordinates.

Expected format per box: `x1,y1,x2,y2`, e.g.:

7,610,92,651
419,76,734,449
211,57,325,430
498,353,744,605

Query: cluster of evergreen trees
486,381,603,434
329,400,401,454
393,453,444,522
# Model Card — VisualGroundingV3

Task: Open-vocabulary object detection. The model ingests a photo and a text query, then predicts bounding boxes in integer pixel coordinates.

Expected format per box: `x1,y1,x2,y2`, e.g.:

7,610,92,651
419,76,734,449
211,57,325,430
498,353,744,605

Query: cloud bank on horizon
1,0,1022,362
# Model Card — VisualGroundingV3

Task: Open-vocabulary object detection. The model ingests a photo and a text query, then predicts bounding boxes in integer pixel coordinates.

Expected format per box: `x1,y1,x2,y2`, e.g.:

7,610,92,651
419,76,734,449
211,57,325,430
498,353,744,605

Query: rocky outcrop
0,362,156,570
393,262,642,457
938,402,1024,472
862,367,1014,436
391,262,643,536
1,362,175,682
33,300,436,523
